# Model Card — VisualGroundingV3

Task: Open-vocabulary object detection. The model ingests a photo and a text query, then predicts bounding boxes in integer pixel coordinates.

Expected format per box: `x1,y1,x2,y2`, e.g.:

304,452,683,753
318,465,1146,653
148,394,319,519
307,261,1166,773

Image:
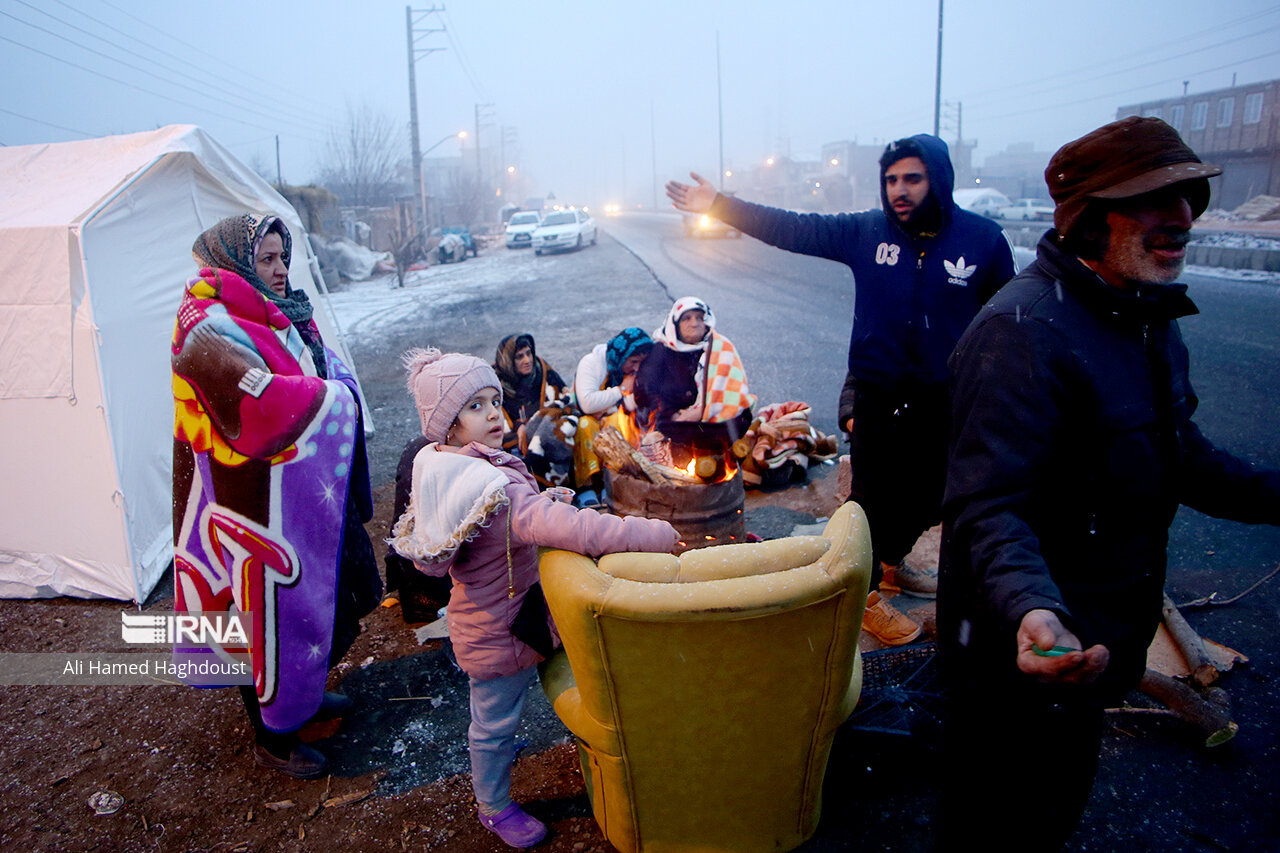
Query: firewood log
1137,669,1237,747
594,426,670,485
1162,592,1219,688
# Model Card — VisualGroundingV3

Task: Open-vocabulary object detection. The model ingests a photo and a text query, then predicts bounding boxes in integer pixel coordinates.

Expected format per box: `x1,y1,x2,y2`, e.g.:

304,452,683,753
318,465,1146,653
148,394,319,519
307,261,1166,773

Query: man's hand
665,172,718,213
1016,609,1109,685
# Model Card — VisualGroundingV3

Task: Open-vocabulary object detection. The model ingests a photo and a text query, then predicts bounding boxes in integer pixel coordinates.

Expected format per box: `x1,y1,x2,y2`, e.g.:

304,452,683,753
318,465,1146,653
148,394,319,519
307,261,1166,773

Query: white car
953,188,1012,218
504,211,542,248
533,209,597,255
997,198,1055,221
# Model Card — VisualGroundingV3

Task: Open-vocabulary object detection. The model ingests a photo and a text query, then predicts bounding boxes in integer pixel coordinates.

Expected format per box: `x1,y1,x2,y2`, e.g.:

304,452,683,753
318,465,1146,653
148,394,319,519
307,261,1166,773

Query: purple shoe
477,802,547,848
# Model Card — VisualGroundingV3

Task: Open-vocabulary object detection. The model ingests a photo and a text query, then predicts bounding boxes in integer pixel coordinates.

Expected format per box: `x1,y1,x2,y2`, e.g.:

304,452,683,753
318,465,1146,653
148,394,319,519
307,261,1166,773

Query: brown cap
1046,116,1222,239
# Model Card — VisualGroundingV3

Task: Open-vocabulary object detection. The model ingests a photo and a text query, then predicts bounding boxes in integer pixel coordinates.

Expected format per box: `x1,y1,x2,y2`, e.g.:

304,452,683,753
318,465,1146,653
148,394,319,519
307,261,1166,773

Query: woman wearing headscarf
492,333,567,453
171,213,381,779
571,327,654,496
635,296,756,445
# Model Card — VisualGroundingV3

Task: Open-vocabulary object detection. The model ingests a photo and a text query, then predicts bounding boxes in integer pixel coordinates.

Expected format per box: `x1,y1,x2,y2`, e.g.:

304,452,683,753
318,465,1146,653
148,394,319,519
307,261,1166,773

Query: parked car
997,198,1054,221
533,208,597,255
504,211,542,248
953,187,1012,219
441,225,478,257
683,212,741,238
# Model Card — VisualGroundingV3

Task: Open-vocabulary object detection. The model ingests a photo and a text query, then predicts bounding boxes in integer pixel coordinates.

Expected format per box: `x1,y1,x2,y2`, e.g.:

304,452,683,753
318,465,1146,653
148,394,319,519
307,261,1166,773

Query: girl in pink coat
389,348,677,848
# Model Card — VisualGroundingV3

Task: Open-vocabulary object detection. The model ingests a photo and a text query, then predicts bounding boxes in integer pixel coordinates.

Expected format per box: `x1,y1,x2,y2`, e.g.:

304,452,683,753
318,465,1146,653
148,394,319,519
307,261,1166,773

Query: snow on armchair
538,501,872,853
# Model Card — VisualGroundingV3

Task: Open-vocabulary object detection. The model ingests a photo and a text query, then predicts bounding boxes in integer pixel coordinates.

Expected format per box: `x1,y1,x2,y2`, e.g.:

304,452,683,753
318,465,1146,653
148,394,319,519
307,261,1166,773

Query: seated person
635,296,756,455
571,327,654,495
493,333,567,453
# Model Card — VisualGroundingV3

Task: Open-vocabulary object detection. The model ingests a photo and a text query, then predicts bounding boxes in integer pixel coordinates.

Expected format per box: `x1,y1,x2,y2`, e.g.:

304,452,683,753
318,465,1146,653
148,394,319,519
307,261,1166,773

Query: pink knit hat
403,347,502,444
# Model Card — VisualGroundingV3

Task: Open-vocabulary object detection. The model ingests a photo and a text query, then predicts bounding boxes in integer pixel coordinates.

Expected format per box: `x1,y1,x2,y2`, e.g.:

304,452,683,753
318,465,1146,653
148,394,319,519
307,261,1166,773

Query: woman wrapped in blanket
170,213,382,779
634,296,756,454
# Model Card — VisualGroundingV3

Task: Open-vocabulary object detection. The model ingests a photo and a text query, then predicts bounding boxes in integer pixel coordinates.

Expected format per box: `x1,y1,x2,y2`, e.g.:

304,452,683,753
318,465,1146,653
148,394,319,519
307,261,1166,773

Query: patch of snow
325,247,547,339
1189,231,1280,251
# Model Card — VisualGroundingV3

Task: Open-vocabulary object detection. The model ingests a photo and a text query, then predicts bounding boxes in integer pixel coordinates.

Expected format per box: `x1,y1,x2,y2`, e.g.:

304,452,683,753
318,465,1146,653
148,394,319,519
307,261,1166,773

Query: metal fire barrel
604,468,746,552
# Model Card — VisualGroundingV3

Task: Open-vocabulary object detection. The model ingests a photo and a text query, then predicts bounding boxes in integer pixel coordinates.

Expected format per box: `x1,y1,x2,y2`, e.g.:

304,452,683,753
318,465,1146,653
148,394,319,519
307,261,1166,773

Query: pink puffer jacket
393,442,678,680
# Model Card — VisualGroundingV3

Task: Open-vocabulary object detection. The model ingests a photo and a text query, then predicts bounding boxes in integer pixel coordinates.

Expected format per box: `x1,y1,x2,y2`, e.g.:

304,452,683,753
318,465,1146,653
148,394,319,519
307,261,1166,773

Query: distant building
1117,78,1280,210
975,142,1053,202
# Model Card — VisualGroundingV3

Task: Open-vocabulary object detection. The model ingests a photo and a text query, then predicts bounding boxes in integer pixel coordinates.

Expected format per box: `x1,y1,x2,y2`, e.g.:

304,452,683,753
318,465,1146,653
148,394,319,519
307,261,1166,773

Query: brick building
1117,78,1280,211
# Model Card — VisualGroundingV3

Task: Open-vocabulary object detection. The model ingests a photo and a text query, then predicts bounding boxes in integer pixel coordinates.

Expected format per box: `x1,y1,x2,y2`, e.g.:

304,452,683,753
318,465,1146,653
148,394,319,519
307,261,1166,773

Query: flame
683,458,698,476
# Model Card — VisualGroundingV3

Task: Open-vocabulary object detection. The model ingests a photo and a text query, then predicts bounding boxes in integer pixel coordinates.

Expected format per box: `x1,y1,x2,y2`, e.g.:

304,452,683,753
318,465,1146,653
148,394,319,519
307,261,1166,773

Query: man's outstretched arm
665,171,718,213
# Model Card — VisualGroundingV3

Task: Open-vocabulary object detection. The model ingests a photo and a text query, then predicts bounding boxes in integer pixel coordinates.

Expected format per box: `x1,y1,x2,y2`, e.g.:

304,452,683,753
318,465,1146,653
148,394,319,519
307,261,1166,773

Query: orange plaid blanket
701,332,756,423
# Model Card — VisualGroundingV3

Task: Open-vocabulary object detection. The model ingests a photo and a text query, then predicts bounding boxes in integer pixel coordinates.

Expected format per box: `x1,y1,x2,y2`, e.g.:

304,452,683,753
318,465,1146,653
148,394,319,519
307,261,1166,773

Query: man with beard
938,116,1280,850
666,135,1015,645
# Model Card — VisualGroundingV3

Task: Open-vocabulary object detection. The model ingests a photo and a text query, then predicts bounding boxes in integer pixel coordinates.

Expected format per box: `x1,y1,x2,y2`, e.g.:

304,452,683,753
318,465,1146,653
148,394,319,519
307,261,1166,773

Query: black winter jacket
942,233,1280,701
710,134,1015,393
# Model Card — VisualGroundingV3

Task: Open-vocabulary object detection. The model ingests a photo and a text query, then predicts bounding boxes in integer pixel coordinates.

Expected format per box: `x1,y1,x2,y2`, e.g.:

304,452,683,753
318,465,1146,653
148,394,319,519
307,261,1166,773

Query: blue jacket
709,134,1015,392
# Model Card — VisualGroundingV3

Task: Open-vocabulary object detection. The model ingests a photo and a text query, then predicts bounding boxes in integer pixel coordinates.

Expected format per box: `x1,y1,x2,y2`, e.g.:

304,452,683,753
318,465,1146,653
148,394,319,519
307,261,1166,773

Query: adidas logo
944,256,976,285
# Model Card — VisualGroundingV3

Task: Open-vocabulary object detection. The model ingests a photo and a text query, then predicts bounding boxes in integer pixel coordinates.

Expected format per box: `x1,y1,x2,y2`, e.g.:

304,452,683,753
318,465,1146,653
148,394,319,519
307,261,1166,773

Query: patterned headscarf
493,333,543,409
653,296,716,353
605,327,654,386
192,213,326,377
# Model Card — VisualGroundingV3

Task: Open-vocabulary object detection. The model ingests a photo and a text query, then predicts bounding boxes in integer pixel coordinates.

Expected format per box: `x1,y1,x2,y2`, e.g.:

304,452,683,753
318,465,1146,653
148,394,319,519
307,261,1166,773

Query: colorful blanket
701,332,756,423
171,267,363,733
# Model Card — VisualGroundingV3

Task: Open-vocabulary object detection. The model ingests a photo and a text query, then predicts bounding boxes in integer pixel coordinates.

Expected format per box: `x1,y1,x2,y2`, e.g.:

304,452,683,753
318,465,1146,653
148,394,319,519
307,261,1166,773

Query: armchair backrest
540,501,872,852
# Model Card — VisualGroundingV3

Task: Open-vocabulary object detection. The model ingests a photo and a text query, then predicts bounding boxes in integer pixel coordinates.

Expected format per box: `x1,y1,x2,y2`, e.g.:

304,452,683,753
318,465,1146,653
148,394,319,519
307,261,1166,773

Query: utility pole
651,98,658,210
274,135,282,190
406,6,445,237
933,0,944,137
474,103,494,183
716,31,724,186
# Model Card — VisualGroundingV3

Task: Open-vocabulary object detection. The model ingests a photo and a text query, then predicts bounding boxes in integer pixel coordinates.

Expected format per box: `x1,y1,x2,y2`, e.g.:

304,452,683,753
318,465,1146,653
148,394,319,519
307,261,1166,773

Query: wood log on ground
1137,669,1238,747
1162,592,1219,688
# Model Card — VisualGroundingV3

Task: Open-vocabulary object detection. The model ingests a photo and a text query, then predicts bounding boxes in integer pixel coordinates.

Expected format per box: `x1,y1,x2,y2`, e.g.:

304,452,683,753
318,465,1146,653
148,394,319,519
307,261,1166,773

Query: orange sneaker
862,591,923,646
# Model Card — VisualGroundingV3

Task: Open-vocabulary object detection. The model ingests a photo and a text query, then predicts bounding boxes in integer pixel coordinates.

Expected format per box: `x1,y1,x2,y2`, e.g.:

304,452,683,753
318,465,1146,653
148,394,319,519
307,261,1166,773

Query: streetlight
419,131,467,231
423,129,467,157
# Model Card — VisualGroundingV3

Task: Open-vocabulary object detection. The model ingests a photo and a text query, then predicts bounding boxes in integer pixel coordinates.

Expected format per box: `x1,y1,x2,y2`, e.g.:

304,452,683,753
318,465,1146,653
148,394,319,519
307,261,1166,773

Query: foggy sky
3,0,1279,209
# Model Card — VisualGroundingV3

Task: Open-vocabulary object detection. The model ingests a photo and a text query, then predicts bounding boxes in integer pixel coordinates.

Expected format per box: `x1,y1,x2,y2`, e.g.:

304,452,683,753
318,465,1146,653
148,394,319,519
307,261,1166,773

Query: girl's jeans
468,666,538,809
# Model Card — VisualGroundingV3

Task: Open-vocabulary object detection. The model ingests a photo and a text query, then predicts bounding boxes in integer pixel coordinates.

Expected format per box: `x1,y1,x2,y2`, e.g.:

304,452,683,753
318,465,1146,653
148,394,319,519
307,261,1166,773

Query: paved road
335,216,1280,849
605,210,1280,850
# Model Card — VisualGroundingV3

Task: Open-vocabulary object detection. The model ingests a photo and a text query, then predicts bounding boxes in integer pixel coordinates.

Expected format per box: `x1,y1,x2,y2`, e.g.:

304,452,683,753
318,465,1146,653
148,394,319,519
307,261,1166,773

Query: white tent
0,125,368,602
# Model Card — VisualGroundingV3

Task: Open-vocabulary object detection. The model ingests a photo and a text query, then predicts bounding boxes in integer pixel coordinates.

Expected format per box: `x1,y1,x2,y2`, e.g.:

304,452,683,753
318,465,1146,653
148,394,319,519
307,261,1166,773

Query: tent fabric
0,125,368,602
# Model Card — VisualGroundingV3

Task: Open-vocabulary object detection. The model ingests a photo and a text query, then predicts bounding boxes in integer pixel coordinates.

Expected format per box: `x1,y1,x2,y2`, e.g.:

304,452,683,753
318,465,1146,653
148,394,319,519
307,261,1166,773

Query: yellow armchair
539,501,872,853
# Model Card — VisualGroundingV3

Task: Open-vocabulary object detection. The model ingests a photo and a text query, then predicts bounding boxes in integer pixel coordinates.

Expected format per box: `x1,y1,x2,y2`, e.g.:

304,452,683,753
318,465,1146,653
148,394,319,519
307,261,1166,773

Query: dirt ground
0,467,879,853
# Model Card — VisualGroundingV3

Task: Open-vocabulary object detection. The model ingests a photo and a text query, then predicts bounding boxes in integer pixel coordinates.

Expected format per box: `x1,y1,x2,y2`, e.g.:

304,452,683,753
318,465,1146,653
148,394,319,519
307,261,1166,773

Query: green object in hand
1032,645,1076,657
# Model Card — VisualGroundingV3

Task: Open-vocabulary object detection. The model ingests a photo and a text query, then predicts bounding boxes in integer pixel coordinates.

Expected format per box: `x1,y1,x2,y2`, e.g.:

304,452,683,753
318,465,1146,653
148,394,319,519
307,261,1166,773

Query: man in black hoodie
939,117,1280,851
667,135,1015,645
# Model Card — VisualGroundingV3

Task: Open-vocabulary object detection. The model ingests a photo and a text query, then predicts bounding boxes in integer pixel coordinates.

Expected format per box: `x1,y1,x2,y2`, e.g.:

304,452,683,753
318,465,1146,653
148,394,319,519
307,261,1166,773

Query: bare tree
319,101,405,207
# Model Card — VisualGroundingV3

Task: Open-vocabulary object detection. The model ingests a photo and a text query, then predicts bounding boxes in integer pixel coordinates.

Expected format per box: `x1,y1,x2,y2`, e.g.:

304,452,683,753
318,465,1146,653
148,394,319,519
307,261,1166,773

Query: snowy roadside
1012,245,1280,285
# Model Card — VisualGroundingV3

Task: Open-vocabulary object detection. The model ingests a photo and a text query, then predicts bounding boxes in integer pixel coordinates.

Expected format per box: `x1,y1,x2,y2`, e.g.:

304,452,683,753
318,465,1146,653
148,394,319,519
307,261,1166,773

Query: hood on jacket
879,134,956,234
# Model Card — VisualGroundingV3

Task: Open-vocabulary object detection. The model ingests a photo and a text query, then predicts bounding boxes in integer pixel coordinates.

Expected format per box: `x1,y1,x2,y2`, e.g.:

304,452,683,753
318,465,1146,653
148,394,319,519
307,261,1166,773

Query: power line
959,23,1280,112
0,33,326,148
440,7,488,101
42,0,334,132
2,3,331,137
0,105,94,138
89,0,337,117
975,47,1280,124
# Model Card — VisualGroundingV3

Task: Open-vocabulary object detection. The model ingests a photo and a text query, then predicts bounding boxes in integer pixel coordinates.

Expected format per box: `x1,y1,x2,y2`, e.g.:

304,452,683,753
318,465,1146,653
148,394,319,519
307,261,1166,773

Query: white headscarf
653,296,716,353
